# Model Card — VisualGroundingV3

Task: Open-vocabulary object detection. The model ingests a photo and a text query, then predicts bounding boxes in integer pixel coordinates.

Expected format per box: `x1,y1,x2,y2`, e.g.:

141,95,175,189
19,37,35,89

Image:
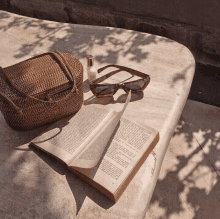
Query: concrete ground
145,99,220,219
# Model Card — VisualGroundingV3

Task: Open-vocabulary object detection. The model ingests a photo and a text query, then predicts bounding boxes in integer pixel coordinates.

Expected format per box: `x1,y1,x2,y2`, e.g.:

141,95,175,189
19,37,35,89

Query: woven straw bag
0,50,83,131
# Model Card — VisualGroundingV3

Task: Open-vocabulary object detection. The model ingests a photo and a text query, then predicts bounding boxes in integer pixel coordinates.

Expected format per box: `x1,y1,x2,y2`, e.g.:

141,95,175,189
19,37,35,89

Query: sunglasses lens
94,85,115,96
124,80,146,91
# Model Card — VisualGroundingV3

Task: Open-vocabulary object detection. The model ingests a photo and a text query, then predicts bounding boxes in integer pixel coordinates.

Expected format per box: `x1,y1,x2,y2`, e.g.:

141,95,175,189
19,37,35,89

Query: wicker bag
0,50,84,131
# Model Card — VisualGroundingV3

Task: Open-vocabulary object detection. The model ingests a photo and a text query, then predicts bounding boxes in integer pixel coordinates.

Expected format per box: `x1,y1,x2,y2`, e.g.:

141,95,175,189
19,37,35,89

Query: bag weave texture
0,51,83,130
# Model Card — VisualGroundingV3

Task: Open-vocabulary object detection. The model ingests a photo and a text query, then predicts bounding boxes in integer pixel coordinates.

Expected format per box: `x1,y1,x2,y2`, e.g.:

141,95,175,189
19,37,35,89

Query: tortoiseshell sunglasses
90,65,150,98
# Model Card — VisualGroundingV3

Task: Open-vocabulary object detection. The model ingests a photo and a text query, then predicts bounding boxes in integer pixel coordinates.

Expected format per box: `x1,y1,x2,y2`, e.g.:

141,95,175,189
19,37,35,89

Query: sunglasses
90,65,150,98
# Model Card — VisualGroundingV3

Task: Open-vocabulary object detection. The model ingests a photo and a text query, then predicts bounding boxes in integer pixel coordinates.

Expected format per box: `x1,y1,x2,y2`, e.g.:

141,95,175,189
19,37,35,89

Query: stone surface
1,0,220,68
0,10,195,218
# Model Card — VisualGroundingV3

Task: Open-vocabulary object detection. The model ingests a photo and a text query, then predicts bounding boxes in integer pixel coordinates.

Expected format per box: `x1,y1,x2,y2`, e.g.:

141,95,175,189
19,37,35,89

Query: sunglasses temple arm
92,69,121,84
98,64,150,78
97,65,117,73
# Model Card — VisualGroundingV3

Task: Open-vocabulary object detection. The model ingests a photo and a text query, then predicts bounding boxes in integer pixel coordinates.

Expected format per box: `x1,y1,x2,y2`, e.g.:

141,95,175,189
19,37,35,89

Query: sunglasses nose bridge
117,84,130,93
118,84,124,89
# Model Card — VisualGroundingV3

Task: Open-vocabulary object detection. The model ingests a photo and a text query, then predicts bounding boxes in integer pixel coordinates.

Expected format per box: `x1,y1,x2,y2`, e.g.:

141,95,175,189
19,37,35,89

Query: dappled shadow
0,114,67,218
0,10,196,218
84,91,144,106
146,101,220,218
171,64,195,89
0,10,176,66
0,115,115,218
30,144,114,215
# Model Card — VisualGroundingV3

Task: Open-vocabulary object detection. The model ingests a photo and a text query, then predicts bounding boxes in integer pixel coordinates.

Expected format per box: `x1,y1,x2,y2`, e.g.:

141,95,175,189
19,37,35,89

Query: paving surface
145,100,220,219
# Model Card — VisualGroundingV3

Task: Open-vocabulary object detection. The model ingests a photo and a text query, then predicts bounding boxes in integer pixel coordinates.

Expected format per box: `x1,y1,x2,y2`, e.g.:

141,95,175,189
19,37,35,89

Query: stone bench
0,10,195,218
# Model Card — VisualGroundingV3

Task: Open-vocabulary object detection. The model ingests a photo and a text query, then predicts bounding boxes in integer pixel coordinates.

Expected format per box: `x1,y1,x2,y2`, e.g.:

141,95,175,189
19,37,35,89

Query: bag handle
0,51,80,114
0,90,23,113
52,50,79,92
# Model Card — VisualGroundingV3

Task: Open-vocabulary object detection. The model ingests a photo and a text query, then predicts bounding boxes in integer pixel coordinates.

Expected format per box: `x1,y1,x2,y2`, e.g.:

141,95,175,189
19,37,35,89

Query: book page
69,91,131,168
31,105,113,164
73,118,159,196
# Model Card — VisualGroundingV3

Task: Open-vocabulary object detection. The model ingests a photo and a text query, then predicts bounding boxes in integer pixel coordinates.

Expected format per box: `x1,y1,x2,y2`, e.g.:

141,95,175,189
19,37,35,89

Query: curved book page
69,91,131,168
31,91,131,167
70,117,159,202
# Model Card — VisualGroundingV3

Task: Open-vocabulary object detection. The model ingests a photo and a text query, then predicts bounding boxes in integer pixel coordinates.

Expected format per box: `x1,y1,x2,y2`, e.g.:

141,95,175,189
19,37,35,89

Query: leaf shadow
0,10,183,218
146,102,220,218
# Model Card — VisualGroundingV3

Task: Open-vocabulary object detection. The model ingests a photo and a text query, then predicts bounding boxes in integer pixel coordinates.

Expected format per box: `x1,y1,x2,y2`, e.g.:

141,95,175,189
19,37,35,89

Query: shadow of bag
0,50,83,131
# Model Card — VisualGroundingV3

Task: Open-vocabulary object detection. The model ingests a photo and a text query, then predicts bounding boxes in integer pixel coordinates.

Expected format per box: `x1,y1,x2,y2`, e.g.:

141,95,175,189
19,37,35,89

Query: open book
31,92,159,202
